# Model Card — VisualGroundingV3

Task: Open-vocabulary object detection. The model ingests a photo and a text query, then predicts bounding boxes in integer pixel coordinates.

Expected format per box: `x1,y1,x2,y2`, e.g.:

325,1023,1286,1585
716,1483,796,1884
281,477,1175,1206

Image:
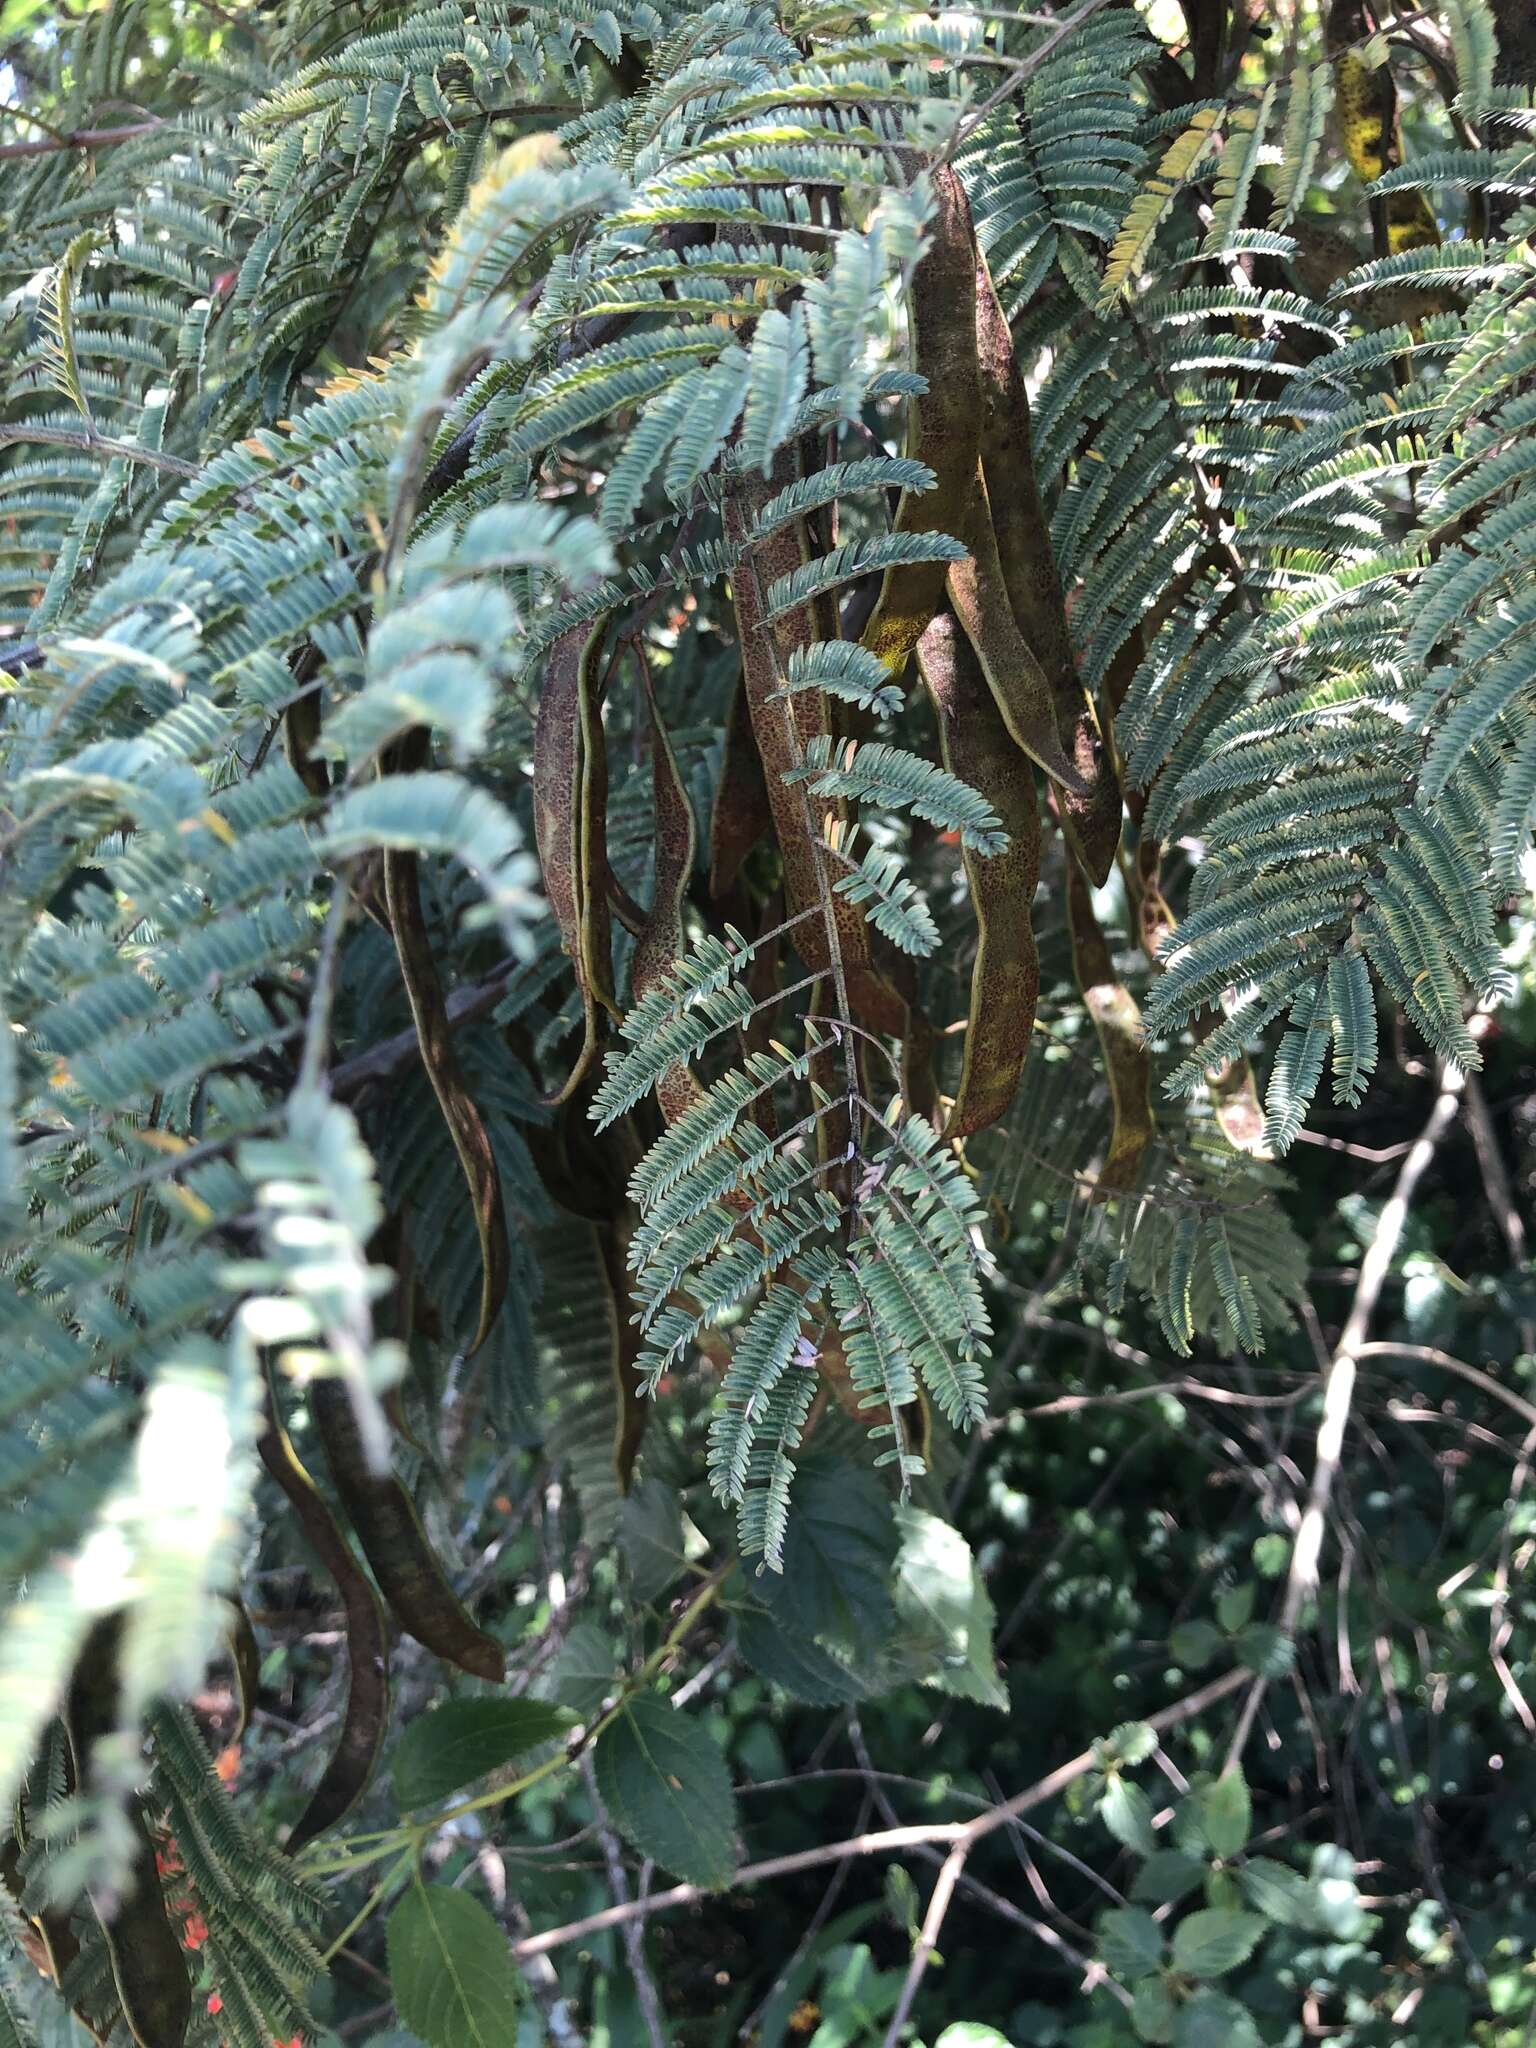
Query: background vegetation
3,0,1536,2043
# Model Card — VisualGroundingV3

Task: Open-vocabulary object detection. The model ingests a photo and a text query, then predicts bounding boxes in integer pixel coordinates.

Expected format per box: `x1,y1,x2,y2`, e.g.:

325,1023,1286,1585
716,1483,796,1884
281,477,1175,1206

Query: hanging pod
382,726,509,1355
257,1392,390,1852
307,1376,504,1683
532,614,621,1102
63,1618,192,2048
918,608,1041,1140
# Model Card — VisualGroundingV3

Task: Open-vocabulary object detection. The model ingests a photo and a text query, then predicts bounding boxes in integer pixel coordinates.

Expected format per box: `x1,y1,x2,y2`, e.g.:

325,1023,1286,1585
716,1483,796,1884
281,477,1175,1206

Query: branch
1282,1061,1467,1631
330,968,514,1099
0,423,200,477
511,1668,1247,1964
1226,1063,1468,1766
1354,1341,1536,1432
0,117,161,160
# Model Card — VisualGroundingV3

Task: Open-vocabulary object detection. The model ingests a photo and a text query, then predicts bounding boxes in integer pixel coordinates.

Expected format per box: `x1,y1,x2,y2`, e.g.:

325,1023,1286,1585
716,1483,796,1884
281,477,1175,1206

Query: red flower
181,1912,209,1951
207,1995,223,2016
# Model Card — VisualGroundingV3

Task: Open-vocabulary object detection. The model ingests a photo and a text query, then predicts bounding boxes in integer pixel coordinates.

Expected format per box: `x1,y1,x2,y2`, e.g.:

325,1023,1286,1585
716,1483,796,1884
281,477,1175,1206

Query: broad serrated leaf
1172,1989,1261,2048
1238,1857,1323,1930
542,1622,617,1719
762,1459,897,1651
1168,1620,1222,1669
1131,1975,1178,2044
393,1699,573,1810
620,1477,687,1605
387,1886,521,2048
1168,1907,1265,1979
1099,1775,1157,1854
1235,1624,1294,1678
737,1609,872,1706
1183,1770,1251,1859
890,1506,1007,1709
1132,1851,1206,1907
592,1695,738,1888
1098,1907,1165,1982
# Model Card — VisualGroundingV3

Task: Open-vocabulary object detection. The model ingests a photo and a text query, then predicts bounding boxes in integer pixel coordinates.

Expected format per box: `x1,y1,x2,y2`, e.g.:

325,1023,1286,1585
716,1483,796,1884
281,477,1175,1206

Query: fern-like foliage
2,0,1535,2012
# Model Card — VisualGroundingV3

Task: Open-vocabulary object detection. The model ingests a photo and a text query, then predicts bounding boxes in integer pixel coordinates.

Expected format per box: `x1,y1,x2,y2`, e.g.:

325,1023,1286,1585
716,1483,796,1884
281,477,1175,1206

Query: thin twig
582,1759,668,2048
512,1669,1247,1964
0,423,199,476
1283,1063,1467,1632
0,117,162,160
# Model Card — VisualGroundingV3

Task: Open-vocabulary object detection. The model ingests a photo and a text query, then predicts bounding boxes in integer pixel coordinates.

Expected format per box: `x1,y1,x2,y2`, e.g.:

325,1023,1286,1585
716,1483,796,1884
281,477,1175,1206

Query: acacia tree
2,0,1536,2040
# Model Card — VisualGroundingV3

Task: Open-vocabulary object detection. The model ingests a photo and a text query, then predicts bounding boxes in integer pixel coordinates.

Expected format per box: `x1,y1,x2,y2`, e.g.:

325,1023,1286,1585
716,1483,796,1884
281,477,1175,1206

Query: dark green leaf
1168,1908,1265,1979
542,1622,617,1719
387,1886,521,2048
1098,1907,1165,1982
393,1699,573,1810
1214,1584,1253,1633
1099,1775,1157,1854
620,1478,687,1605
592,1695,738,1887
763,1458,897,1650
1131,1976,1177,2044
1234,1624,1294,1677
737,1609,872,1705
1168,1620,1222,1669
1131,1849,1206,1906
1172,1989,1261,2048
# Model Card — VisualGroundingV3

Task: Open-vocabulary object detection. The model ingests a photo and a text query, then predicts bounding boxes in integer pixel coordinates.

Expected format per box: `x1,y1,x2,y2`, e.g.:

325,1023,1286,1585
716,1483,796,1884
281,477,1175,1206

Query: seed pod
919,609,1041,1139
382,816,509,1355
307,1377,503,1683
633,668,702,1128
532,616,620,1101
1328,0,1440,257
1065,859,1154,1195
722,452,909,1041
257,1398,389,1852
859,164,981,681
63,1619,191,2048
947,477,1090,798
974,261,1121,883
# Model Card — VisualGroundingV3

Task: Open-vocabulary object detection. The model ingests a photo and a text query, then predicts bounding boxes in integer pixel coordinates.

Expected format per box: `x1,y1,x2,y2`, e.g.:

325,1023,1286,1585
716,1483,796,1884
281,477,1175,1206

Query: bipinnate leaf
387,1885,521,2048
592,1695,738,1888
393,1698,573,1809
